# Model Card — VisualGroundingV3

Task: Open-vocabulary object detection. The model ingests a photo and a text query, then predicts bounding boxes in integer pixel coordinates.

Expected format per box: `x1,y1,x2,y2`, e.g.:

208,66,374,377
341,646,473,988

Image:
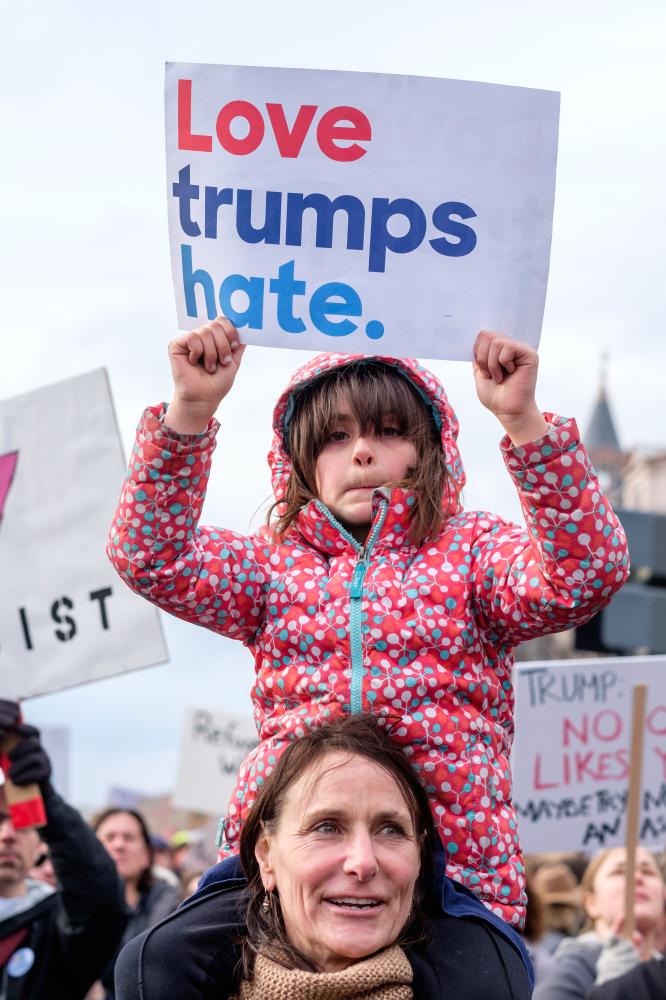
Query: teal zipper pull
350,547,366,599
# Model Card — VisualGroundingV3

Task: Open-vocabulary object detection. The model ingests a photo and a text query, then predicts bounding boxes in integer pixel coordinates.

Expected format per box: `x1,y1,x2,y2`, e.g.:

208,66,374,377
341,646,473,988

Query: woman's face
96,812,151,886
585,847,665,935
255,752,421,972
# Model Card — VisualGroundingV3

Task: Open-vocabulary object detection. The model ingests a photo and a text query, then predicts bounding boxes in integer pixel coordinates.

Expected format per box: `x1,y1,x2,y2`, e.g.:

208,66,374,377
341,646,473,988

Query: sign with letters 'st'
165,63,560,362
513,656,666,853
174,708,258,815
0,369,167,699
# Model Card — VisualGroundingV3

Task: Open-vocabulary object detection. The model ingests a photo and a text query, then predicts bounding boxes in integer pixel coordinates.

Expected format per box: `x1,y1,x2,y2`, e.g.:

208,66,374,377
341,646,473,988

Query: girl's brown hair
238,714,437,977
268,361,457,546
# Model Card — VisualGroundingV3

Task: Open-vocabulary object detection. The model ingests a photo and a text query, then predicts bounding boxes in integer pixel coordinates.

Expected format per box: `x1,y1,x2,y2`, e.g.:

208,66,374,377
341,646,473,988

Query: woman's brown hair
238,714,437,977
268,361,457,546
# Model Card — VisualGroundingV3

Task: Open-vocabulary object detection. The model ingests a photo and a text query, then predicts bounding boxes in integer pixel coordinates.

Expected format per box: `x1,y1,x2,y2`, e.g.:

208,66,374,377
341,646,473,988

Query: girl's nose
342,829,379,881
352,435,376,465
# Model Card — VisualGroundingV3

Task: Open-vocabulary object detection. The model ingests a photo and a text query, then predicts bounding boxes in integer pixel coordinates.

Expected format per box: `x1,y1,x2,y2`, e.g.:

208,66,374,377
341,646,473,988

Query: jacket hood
268,353,465,514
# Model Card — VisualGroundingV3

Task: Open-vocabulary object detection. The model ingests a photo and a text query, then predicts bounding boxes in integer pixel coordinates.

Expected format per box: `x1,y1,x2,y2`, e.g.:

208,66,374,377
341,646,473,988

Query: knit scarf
234,946,413,1000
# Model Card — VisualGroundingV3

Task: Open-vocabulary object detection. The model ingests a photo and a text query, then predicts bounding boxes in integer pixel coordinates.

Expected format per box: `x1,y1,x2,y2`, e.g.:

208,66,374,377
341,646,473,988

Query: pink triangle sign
0,451,18,524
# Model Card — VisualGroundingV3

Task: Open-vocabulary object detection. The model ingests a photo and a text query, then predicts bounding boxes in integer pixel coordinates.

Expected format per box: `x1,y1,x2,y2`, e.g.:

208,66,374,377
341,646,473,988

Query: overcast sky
1,0,665,812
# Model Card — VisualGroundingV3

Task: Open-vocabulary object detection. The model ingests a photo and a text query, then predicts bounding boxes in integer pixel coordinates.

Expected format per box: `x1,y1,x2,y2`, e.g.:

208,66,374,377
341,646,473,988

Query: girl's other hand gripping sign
473,330,549,447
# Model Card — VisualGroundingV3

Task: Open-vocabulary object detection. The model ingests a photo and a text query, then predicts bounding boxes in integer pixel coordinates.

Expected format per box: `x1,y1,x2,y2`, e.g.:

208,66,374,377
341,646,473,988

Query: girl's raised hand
472,330,548,446
164,317,245,434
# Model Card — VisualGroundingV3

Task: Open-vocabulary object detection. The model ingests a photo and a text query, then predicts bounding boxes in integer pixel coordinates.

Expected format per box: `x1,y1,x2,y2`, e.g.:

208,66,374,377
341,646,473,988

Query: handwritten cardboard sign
0,369,168,699
513,656,666,853
165,63,560,361
173,707,258,815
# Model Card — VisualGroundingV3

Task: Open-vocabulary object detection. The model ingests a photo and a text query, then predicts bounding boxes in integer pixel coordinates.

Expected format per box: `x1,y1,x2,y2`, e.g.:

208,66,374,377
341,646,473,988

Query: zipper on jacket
315,498,388,714
349,505,388,712
349,546,367,714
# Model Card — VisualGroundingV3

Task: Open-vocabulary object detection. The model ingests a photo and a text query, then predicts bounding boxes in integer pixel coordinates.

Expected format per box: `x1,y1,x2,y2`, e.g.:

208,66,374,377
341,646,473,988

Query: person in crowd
533,846,666,1000
90,808,181,998
116,714,534,999
150,833,172,870
532,862,584,954
169,830,198,878
0,700,126,999
108,319,629,996
150,834,180,889
150,833,180,886
27,841,57,889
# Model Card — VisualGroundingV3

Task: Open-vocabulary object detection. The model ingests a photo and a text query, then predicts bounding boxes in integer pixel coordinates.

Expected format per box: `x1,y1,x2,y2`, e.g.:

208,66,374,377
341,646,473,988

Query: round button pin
7,946,35,978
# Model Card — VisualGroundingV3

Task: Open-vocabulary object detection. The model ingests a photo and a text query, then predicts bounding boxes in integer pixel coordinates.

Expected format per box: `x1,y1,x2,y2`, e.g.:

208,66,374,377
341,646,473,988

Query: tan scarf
233,945,413,1000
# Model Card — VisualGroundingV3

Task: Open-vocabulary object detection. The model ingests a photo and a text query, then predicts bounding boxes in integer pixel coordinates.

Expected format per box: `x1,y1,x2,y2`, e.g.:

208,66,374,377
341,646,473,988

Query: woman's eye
379,823,407,837
313,821,339,834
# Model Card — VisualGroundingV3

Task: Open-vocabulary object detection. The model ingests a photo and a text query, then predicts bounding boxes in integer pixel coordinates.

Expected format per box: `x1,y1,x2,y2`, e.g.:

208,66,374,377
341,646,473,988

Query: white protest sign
40,726,70,799
174,707,258,815
513,656,666,854
165,63,560,361
0,369,168,699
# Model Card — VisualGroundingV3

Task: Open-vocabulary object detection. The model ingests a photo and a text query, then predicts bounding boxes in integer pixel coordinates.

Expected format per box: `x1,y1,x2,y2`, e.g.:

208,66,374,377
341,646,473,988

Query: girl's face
585,847,665,936
314,408,417,542
255,752,421,973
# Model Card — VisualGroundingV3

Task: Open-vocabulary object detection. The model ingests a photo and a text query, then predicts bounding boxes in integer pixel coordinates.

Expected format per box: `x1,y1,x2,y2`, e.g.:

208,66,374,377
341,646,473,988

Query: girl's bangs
315,364,428,441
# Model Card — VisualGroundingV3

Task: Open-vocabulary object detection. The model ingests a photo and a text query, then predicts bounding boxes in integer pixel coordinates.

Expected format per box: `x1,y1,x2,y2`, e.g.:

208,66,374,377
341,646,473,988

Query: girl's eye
382,425,403,438
328,429,349,442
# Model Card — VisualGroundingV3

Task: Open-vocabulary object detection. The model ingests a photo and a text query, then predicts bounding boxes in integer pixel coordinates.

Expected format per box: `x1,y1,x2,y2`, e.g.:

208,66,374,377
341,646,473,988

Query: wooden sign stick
623,683,648,939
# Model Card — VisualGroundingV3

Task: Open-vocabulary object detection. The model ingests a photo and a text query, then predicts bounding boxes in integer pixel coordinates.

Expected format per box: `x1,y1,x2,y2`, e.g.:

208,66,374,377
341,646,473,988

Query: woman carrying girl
108,319,629,997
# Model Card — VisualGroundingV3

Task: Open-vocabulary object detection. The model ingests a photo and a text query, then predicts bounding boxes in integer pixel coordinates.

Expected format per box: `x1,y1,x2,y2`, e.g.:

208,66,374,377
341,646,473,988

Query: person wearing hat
150,835,180,890
532,862,584,955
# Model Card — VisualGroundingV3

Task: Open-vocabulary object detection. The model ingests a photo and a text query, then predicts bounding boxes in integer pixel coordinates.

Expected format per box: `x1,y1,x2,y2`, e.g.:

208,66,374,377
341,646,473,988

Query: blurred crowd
24,813,210,999
524,849,666,999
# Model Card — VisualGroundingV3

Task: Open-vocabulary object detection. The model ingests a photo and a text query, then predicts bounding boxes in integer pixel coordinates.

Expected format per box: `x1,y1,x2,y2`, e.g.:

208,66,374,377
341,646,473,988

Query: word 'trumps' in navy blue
172,165,477,275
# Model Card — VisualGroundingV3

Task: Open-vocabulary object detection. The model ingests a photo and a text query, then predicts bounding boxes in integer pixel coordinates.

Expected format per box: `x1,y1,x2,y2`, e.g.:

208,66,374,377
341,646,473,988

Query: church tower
584,353,625,506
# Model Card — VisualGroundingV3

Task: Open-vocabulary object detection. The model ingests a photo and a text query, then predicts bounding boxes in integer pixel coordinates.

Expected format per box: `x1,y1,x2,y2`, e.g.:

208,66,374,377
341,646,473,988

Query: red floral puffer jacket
108,353,629,928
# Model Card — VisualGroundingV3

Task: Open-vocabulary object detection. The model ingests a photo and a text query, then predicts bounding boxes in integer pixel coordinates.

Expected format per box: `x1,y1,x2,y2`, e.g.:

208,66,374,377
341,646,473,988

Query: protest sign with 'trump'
165,63,560,362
